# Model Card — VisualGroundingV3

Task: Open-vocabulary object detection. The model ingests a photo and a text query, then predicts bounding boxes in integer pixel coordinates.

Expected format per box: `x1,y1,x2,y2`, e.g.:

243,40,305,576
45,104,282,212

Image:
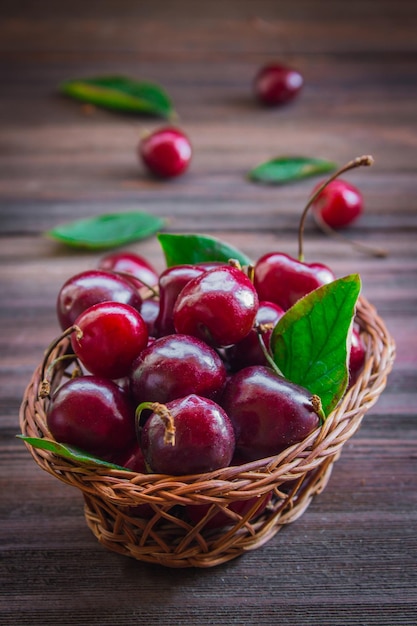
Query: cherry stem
297,154,375,262
135,402,176,446
255,325,284,377
312,394,326,425
39,325,80,398
313,211,388,258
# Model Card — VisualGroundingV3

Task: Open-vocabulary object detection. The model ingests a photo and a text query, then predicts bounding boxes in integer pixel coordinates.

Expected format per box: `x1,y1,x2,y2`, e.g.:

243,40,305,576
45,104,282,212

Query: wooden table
1,2,416,624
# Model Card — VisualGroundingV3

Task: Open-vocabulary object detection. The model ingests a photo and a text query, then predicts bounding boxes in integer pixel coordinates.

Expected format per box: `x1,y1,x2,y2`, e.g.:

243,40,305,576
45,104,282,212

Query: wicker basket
19,296,395,568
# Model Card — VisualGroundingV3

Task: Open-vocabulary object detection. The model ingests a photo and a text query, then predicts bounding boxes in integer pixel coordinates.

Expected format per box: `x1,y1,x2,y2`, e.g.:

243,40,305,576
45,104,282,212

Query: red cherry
220,366,321,462
47,375,136,460
349,327,366,385
139,126,192,178
254,63,303,106
312,179,363,229
173,265,259,347
226,301,284,370
139,298,160,336
71,302,148,379
98,251,159,288
154,264,205,337
130,333,227,406
254,252,335,311
56,269,143,331
140,394,235,475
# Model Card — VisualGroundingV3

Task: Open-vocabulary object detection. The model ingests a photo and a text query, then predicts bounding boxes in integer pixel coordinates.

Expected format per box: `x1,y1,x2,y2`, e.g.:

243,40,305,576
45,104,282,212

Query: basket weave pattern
19,296,395,568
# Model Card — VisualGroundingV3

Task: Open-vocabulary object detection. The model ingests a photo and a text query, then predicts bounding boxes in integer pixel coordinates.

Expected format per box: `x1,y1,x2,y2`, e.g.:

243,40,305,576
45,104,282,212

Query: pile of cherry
47,248,365,489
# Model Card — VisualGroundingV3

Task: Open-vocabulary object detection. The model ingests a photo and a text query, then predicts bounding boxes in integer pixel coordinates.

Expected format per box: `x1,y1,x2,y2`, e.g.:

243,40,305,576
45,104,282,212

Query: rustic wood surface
1,1,416,625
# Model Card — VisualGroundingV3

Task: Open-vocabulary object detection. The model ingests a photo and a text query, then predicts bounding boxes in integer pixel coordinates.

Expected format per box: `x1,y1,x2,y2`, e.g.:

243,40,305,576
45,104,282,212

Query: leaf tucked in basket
59,75,175,118
270,274,361,416
17,435,130,471
158,233,252,267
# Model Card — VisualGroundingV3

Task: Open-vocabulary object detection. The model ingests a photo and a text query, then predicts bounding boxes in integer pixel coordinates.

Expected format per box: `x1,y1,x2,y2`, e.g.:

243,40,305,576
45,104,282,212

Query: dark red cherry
56,269,143,330
47,375,136,460
98,251,159,288
130,333,227,406
71,302,148,379
226,300,284,371
173,265,259,347
154,264,205,337
140,394,235,475
139,126,192,178
312,179,363,230
254,63,303,106
349,327,366,385
114,441,147,473
220,365,321,461
254,252,335,311
139,298,160,336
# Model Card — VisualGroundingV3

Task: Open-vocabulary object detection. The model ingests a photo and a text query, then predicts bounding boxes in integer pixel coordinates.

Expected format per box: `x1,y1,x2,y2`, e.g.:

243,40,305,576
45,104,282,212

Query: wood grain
1,1,416,625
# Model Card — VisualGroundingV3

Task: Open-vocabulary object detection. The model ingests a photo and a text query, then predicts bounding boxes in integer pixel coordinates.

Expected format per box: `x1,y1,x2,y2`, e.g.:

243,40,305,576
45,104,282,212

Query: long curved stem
297,155,374,262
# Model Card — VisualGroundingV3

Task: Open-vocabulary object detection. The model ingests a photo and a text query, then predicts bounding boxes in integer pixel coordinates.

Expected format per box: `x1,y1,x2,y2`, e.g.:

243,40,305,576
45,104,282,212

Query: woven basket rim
19,295,396,507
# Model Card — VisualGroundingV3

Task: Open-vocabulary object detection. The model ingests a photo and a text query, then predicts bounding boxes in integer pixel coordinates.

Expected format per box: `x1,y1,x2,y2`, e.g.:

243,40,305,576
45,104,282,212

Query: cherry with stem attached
298,155,387,259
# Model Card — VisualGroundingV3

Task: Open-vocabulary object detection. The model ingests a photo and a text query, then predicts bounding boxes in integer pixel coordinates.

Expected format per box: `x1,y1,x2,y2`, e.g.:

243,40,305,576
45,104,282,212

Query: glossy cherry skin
98,251,159,289
140,298,160,336
349,327,366,385
254,63,303,106
141,394,235,475
173,265,259,347
154,264,205,337
71,302,148,380
312,179,363,229
220,366,320,461
47,375,136,460
56,269,143,330
254,252,335,311
130,333,227,406
139,126,192,178
226,300,284,371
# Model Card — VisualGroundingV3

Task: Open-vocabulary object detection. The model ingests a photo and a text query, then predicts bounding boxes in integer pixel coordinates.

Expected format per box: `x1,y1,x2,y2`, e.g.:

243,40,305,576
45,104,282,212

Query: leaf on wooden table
270,274,361,416
17,435,131,471
158,233,253,267
59,75,176,118
45,211,166,250
247,156,337,185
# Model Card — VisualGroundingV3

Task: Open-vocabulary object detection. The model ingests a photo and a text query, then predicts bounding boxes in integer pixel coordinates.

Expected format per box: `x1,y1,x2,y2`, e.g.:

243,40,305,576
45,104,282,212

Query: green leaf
247,156,337,185
158,233,252,267
17,435,131,471
270,274,361,416
59,75,175,118
45,211,166,250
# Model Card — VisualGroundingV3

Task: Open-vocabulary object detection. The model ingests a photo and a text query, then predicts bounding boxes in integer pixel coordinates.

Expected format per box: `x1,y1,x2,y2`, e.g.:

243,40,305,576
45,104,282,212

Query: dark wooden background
1,1,416,625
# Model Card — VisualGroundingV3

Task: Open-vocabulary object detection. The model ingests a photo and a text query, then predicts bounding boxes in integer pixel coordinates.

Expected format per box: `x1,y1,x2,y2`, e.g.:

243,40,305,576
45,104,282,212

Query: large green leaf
45,211,166,250
17,435,130,471
270,274,361,416
59,75,175,118
248,156,337,185
157,233,252,267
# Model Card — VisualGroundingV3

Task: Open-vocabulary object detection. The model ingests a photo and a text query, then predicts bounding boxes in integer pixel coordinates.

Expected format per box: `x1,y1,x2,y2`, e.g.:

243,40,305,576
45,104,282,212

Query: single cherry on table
312,179,363,229
139,126,192,178
254,63,304,106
